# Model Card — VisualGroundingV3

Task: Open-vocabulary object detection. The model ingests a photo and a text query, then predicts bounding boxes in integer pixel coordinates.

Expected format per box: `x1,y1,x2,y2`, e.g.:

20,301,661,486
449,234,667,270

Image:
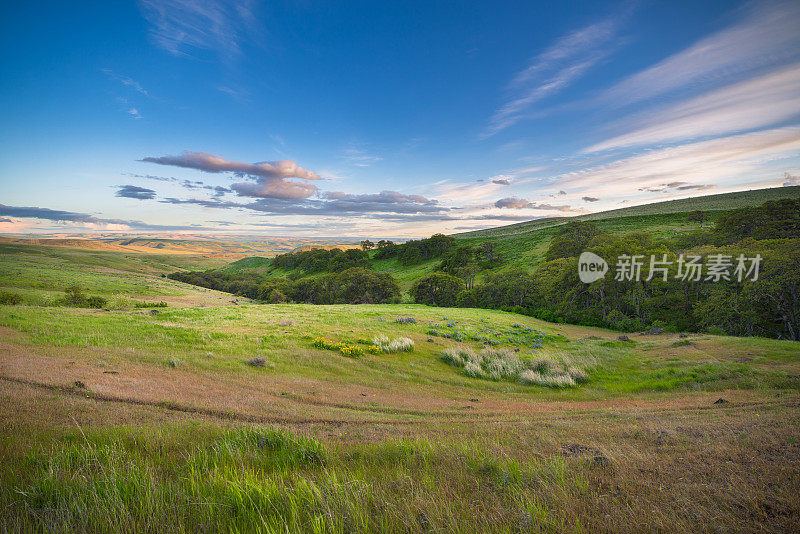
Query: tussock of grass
442,346,592,387
372,334,415,353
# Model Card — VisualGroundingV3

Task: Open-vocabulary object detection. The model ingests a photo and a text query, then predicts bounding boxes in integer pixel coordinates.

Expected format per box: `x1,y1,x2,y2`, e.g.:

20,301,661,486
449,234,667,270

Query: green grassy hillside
204,186,800,292
1,241,799,532
455,185,800,238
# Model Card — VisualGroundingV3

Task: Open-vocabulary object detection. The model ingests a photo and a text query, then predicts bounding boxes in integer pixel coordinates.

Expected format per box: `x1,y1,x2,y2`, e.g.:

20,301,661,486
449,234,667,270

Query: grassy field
1,242,799,532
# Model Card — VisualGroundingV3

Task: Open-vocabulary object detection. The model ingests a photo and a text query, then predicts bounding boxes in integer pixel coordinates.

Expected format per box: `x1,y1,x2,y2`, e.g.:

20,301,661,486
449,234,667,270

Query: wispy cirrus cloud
340,144,383,167
587,62,800,152
138,0,260,60
600,0,800,107
558,126,800,199
102,69,150,96
141,151,320,200
483,12,629,137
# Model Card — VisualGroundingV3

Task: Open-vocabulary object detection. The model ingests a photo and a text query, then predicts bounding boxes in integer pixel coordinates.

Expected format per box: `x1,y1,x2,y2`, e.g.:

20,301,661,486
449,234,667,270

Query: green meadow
1,188,799,532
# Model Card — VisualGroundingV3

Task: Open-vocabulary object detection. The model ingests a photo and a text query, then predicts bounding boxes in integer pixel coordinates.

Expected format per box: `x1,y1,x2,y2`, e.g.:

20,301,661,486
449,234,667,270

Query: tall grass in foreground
0,423,587,533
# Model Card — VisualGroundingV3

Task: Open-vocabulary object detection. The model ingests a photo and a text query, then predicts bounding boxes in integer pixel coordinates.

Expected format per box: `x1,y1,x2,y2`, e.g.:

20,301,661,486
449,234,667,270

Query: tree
410,273,465,307
687,210,706,228
456,264,480,290
475,241,503,269
546,221,604,261
376,240,394,248
360,240,375,250
336,268,400,304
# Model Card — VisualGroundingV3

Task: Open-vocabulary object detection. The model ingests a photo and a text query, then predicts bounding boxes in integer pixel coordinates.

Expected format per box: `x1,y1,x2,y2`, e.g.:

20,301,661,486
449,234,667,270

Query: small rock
618,335,630,342
360,393,367,397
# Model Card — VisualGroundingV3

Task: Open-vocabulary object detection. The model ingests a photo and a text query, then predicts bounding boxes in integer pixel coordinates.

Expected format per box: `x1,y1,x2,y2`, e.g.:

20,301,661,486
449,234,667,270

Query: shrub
268,289,287,303
86,296,107,309
0,292,23,305
246,357,267,368
134,301,168,308
63,283,88,306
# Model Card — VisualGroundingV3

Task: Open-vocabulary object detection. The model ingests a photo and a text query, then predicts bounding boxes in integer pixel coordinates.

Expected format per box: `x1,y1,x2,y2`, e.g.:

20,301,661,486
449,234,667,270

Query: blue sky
1,0,799,237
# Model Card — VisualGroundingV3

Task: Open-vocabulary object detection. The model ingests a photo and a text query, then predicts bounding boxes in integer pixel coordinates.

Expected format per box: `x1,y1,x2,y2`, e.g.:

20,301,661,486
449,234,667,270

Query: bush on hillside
0,292,23,305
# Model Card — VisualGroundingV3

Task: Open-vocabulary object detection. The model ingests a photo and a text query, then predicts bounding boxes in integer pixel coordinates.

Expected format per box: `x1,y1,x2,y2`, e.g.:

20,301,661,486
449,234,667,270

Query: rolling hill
209,185,800,290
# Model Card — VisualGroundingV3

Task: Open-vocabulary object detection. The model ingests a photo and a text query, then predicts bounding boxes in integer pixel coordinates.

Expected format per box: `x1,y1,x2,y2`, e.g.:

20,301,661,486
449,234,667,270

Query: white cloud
601,0,800,106
138,0,260,60
587,63,800,152
558,126,800,199
483,12,629,137
102,69,150,96
340,144,382,167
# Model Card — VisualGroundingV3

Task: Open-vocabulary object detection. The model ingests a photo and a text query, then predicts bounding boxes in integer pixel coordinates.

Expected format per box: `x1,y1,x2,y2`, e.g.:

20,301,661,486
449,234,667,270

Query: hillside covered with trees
170,197,800,340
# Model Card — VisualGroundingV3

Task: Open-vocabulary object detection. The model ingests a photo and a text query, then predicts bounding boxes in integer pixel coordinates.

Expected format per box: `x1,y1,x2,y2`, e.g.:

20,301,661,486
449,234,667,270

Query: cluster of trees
169,268,400,305
270,248,370,274
410,199,800,340
360,239,394,250
435,241,504,289
373,233,458,265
